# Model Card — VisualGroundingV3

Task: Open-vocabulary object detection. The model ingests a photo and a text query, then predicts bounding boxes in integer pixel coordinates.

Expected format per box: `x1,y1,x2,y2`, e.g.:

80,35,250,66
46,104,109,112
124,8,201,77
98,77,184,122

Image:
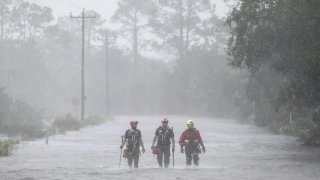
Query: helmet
161,118,169,123
130,120,138,125
186,120,194,125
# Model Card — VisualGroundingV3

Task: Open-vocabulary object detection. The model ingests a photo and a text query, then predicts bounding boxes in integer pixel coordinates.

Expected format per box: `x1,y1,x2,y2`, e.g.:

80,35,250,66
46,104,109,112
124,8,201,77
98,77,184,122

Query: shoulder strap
136,129,142,138
170,127,174,135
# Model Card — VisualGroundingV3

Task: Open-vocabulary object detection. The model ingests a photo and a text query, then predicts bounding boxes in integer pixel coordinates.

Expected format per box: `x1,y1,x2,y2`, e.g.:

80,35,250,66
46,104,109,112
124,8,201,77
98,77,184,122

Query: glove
180,147,184,154
142,148,145,153
172,146,175,152
120,145,123,149
202,146,206,153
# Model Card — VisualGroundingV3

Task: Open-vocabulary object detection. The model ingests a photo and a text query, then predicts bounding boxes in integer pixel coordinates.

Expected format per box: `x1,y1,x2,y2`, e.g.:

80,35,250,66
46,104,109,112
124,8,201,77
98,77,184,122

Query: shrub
280,109,320,146
0,139,16,157
80,116,106,127
52,114,80,133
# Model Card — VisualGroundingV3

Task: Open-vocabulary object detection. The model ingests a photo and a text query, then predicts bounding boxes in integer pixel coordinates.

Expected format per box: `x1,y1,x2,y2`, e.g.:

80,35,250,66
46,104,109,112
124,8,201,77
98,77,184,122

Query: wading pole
172,127,175,168
172,148,175,167
119,136,124,168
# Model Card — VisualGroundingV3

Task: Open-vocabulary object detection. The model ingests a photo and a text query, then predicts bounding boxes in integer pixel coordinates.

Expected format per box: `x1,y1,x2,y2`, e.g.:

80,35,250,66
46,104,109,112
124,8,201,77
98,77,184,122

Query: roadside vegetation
1,0,320,154
0,88,109,157
0,139,18,156
226,0,320,145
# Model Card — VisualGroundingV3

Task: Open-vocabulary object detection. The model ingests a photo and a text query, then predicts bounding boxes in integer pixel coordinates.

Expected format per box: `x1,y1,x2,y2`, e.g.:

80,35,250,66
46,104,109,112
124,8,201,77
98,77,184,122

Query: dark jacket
125,129,142,148
155,126,174,146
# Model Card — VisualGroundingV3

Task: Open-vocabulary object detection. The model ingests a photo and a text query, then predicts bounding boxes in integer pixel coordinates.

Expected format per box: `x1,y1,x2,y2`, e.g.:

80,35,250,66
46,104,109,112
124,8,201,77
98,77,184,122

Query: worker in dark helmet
120,120,145,168
151,118,175,168
179,120,205,166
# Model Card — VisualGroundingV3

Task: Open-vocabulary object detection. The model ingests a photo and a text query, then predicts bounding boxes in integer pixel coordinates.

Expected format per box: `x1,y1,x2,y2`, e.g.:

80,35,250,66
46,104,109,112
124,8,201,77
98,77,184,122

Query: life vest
125,129,141,147
182,129,200,146
156,126,173,146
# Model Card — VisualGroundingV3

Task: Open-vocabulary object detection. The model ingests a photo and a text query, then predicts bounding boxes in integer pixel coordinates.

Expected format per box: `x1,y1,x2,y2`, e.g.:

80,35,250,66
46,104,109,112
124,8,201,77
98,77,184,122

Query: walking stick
172,127,175,168
172,148,175,167
119,136,124,168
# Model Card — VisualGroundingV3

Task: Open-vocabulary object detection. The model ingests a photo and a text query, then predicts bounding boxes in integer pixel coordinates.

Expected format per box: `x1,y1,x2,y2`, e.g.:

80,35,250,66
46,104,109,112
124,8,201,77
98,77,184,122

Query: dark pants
185,145,200,166
157,145,171,168
127,146,140,168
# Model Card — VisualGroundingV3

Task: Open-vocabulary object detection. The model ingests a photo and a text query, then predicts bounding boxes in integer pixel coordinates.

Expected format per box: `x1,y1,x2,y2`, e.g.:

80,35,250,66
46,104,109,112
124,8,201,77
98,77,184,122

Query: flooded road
1,116,320,180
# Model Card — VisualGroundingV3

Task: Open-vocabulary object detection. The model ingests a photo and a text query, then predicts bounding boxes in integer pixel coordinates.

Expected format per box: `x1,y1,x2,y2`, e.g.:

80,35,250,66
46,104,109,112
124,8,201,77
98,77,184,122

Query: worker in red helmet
151,118,175,168
120,120,145,168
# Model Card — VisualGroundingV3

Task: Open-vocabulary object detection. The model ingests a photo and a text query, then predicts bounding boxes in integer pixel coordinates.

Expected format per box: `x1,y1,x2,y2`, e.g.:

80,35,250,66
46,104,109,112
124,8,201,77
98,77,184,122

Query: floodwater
1,116,320,180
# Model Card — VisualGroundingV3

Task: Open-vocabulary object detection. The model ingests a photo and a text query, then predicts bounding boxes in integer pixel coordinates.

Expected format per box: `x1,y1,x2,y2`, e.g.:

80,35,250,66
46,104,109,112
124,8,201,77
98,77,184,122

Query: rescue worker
151,118,175,168
120,120,146,168
179,120,206,166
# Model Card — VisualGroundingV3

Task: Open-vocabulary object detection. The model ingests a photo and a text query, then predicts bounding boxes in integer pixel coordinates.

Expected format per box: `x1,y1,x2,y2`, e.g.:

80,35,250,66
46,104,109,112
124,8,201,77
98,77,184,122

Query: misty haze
1,0,320,180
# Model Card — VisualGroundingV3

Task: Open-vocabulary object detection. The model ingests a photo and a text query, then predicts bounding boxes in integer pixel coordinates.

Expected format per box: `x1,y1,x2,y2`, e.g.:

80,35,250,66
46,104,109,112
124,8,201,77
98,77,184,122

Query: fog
0,0,241,119
1,0,320,179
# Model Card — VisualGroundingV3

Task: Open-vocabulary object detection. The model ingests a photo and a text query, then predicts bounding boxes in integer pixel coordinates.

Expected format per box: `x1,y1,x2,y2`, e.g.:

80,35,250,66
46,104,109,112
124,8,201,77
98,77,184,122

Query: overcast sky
27,0,229,26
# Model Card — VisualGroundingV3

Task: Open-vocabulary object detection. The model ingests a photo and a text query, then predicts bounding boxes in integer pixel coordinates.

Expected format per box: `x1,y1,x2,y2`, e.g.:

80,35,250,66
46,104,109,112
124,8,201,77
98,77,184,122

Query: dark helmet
130,120,138,126
161,118,169,123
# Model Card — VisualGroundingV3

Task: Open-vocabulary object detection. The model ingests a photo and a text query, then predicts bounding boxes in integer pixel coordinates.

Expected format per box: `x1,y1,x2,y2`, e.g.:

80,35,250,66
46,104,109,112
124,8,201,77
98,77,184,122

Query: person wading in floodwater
120,120,145,168
179,120,206,166
151,118,175,168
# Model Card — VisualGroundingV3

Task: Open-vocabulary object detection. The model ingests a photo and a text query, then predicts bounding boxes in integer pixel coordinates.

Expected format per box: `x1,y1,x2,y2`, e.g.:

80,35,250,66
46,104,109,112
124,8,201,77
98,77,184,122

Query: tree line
0,0,242,140
5,0,319,146
226,0,320,144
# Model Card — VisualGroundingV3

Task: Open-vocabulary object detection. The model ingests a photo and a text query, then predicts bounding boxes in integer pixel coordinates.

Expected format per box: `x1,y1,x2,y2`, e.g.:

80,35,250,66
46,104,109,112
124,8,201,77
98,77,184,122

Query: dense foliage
227,0,320,144
0,88,44,139
0,0,245,149
0,139,17,156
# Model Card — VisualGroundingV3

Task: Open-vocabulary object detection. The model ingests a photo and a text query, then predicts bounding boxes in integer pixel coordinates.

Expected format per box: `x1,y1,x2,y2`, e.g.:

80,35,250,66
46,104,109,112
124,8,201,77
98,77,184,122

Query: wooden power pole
105,30,110,117
70,9,95,121
0,0,4,41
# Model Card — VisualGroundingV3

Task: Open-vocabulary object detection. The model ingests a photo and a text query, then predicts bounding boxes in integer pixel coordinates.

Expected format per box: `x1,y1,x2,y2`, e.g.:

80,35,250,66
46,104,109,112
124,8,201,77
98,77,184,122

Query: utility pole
133,13,138,63
0,0,4,41
178,0,184,62
0,0,5,67
70,9,95,121
105,30,116,117
105,30,110,117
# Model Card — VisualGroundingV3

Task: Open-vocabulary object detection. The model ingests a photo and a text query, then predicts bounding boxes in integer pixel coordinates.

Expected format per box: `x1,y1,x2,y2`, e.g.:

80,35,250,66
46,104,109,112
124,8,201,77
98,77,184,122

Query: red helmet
161,118,168,123
130,120,138,125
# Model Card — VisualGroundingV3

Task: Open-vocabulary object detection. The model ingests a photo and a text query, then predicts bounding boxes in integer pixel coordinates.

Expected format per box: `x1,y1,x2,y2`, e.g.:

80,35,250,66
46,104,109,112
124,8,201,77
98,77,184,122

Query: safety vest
125,129,141,147
156,126,174,146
